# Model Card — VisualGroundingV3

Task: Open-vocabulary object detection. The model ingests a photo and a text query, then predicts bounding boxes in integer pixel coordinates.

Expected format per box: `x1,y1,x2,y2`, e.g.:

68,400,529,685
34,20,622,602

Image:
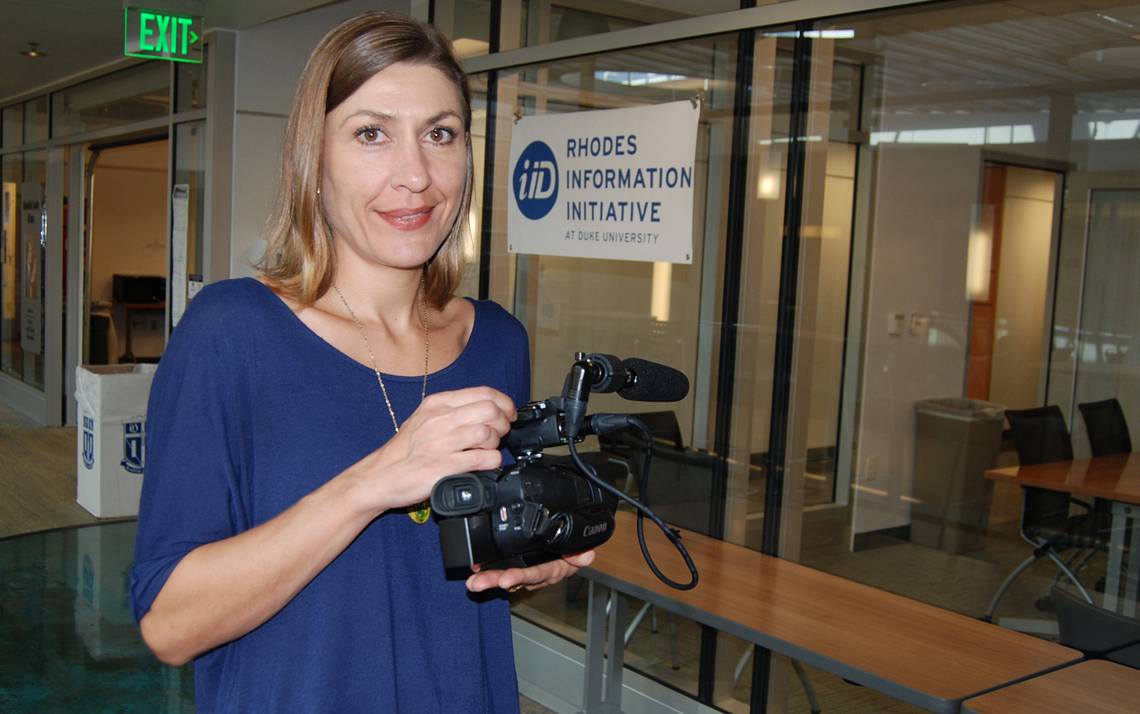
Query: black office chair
597,410,684,495
983,406,1103,622
1079,398,1133,457
1108,642,1140,669
1052,584,1140,668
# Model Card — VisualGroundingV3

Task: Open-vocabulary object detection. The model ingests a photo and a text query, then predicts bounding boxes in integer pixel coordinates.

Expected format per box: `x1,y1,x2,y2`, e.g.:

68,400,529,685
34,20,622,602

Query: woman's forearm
138,463,378,666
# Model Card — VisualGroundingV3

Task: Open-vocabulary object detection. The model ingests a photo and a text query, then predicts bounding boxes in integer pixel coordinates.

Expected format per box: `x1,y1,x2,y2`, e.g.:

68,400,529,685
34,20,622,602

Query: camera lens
455,485,475,504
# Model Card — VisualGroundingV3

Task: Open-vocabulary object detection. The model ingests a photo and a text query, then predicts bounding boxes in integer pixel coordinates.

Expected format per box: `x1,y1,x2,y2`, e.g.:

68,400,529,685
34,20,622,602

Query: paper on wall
171,184,189,326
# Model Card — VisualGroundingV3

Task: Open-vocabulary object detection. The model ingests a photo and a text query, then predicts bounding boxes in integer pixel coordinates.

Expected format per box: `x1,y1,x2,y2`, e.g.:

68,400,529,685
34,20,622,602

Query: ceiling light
20,42,47,58
763,29,855,39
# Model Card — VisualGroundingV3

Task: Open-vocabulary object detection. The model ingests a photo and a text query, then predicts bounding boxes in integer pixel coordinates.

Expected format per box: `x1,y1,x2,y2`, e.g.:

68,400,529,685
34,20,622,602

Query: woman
130,12,592,712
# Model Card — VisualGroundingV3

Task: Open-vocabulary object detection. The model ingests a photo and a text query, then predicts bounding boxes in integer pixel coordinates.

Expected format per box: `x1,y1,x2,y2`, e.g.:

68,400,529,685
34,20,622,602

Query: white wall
228,0,411,278
852,144,981,537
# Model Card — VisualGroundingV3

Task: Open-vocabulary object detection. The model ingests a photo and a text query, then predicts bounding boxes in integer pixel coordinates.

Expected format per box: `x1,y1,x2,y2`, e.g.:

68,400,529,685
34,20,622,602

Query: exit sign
123,6,203,64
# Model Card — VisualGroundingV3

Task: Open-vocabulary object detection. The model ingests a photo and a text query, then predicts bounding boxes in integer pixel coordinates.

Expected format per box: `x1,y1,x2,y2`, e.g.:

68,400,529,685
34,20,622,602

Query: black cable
567,419,698,590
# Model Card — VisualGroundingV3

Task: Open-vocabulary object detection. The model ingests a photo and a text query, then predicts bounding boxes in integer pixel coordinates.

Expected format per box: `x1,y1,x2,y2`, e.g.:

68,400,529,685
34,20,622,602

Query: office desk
960,660,1140,714
986,454,1140,614
580,511,1079,713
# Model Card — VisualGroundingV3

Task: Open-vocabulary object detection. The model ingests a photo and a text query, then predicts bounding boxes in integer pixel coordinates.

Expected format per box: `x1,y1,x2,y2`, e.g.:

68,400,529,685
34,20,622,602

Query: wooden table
961,660,1140,713
579,511,1080,713
986,453,1140,614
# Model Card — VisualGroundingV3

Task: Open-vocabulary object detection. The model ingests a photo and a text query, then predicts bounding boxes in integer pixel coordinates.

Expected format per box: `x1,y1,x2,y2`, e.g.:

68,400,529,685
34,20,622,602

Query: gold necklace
333,274,432,524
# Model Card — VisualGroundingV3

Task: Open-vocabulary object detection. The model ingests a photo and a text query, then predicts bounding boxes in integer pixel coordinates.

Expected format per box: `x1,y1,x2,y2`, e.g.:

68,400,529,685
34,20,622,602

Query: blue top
130,277,530,713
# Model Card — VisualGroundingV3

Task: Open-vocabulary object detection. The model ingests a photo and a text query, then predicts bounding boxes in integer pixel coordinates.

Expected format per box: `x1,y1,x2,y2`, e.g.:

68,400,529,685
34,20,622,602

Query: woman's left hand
466,551,596,593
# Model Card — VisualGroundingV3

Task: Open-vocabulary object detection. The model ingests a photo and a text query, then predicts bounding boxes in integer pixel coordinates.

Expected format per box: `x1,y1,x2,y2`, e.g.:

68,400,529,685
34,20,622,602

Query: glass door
0,142,65,425
1072,189,1140,449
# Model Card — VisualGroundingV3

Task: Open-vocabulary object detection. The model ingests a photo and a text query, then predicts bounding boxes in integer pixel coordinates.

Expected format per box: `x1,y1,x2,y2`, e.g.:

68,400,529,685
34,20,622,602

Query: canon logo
583,523,609,538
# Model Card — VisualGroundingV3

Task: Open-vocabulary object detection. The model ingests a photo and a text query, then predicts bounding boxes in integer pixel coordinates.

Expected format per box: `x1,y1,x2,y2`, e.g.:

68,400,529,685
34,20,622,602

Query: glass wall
51,63,171,138
25,96,49,145
492,32,728,700
767,1,1140,708
0,150,47,390
1,105,22,149
470,0,1140,711
438,0,764,58
472,19,814,706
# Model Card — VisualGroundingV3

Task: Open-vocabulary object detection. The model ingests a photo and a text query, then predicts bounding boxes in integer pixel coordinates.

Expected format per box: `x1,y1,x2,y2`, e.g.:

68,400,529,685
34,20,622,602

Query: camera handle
568,416,699,590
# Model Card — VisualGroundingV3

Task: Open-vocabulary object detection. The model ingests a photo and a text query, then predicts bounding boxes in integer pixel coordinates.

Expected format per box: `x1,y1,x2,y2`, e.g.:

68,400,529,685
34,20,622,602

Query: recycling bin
75,364,157,517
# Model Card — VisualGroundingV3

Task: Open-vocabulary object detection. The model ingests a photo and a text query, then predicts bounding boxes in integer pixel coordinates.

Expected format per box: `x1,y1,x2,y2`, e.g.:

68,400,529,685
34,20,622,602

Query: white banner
507,101,698,264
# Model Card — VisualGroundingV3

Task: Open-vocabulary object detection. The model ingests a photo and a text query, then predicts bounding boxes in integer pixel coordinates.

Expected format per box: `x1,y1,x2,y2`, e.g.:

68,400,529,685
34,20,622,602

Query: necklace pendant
409,500,432,524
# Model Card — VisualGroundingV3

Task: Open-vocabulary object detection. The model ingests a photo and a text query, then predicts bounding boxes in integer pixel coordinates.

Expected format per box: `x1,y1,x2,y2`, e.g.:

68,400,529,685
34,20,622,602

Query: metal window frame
462,0,933,74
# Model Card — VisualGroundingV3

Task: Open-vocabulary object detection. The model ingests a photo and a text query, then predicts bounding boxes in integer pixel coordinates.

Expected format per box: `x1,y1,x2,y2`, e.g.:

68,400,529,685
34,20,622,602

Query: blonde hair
259,11,473,309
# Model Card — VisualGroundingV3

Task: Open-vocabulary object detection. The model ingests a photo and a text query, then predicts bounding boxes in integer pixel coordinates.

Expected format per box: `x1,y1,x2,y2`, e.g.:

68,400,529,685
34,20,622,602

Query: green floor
0,520,558,713
0,522,195,712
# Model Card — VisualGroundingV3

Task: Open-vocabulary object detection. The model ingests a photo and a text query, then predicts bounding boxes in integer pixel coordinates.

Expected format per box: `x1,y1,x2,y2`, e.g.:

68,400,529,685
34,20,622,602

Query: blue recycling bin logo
82,416,95,469
512,141,559,220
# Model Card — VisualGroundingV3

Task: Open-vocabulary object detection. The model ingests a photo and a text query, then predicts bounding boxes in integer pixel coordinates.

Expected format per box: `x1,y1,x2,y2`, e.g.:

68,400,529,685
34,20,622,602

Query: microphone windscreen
619,358,689,402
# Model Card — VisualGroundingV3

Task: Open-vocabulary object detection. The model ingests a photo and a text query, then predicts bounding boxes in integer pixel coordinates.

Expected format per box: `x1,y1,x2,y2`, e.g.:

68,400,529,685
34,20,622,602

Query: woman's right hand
349,386,518,515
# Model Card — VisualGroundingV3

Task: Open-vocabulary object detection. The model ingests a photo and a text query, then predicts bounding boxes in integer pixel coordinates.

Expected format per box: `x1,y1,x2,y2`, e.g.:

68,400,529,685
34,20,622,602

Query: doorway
966,163,1062,410
83,137,169,366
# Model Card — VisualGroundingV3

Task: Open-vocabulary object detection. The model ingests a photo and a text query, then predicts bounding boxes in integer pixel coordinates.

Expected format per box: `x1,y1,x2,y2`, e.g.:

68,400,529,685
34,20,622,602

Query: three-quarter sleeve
129,287,249,622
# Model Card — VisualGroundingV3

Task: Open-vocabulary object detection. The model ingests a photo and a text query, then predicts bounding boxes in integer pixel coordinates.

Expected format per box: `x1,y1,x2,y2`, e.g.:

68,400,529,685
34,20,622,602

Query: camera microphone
585,353,690,402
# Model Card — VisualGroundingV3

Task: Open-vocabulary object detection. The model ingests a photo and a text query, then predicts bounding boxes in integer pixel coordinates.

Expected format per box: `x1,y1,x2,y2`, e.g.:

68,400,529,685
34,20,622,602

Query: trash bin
911,397,1003,553
75,364,157,517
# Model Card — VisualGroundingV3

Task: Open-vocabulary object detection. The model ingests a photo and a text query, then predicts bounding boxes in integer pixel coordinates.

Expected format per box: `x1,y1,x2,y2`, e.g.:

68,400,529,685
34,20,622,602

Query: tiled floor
0,400,36,429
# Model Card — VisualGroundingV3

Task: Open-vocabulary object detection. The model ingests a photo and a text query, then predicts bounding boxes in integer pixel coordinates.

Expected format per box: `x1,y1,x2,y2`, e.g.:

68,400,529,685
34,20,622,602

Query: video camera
431,352,699,590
